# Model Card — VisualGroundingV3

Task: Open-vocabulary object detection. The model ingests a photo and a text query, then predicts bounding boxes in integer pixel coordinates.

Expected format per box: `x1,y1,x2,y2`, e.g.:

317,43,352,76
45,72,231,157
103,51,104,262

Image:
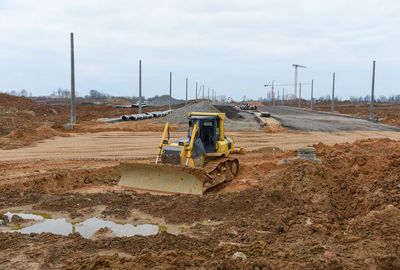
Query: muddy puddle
3,212,159,239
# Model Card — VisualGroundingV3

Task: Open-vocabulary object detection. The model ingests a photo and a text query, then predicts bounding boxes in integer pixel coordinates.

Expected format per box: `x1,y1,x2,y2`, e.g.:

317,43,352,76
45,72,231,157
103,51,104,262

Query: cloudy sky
0,0,399,100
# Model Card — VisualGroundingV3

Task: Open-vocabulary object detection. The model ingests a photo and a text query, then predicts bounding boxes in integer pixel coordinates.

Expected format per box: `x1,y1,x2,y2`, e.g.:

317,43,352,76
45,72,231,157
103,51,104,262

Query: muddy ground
0,138,399,269
1,95,400,269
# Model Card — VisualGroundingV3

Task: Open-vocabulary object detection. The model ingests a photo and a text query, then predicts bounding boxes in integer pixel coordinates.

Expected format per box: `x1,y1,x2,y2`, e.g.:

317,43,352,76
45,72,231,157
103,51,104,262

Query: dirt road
0,130,399,162
261,105,400,132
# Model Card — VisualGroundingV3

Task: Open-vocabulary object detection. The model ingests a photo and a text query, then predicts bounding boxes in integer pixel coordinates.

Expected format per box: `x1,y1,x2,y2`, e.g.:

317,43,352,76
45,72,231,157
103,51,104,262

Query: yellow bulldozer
119,112,245,195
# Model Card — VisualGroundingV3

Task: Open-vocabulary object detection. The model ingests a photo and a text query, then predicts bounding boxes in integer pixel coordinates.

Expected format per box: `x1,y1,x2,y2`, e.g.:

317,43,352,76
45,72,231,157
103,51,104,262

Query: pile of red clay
0,125,69,149
0,93,183,137
250,100,263,106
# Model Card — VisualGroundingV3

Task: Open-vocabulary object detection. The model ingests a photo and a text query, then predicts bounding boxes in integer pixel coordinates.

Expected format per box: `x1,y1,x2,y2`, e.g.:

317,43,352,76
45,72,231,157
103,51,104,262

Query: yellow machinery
119,112,245,195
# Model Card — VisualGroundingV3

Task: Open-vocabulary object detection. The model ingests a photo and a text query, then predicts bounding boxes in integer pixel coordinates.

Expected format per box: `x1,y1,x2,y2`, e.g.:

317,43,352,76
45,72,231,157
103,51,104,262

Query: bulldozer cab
188,115,219,153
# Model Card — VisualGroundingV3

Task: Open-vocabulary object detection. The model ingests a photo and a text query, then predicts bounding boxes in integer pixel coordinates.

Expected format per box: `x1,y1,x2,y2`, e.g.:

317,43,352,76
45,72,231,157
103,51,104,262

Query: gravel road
260,106,400,132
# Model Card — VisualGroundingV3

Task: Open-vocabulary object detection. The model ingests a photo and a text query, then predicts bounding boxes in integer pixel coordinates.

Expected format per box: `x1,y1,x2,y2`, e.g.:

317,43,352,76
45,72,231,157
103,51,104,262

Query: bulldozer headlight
178,142,185,146
163,140,169,144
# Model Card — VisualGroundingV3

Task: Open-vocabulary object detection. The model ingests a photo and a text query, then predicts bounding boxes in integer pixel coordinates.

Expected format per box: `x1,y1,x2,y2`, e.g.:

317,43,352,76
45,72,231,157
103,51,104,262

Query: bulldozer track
203,158,240,192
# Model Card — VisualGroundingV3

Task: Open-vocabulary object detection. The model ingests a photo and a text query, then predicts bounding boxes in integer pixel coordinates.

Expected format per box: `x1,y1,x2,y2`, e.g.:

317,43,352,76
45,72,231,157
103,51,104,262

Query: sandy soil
0,129,399,161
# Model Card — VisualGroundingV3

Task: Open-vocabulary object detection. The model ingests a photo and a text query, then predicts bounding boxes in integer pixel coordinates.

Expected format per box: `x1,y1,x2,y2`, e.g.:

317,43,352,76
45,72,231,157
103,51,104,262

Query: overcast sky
0,0,399,100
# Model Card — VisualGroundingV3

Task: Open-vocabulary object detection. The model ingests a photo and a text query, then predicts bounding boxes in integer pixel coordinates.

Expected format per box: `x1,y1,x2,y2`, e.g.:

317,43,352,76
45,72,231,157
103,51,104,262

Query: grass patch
29,212,52,219
158,225,168,233
10,224,26,231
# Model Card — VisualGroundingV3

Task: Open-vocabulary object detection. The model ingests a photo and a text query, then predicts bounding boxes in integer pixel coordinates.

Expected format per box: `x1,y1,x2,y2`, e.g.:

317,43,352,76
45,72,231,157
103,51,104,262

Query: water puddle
18,218,72,236
4,212,159,239
75,218,159,238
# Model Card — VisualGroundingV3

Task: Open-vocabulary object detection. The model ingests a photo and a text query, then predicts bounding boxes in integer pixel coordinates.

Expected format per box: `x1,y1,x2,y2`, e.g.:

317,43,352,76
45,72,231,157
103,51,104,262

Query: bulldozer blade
119,163,206,195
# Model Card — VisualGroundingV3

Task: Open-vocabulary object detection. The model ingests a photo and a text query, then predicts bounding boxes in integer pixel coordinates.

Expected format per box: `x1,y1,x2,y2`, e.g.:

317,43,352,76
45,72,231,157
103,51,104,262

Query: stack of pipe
121,110,172,121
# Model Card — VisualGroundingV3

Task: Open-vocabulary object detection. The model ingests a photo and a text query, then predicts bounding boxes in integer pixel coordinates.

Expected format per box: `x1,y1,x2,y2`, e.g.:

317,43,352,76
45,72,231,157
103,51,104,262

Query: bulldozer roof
188,112,226,120
189,115,218,120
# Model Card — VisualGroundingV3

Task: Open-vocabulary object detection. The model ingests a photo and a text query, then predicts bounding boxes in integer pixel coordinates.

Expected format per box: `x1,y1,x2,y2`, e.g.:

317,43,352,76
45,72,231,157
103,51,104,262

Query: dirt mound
0,94,62,119
0,125,70,149
263,117,285,133
148,95,185,106
250,101,263,106
0,164,119,195
0,94,185,137
264,138,400,223
213,105,244,120
0,94,59,136
0,93,38,109
163,101,220,124
6,125,67,140
164,101,260,130
349,204,400,237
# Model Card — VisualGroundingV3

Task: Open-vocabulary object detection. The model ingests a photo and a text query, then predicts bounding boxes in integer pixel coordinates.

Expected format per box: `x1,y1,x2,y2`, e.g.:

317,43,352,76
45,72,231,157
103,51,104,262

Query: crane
293,64,306,98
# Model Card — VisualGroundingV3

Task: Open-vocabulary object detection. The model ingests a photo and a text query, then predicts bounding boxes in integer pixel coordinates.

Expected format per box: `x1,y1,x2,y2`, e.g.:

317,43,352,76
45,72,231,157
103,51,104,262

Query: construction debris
282,147,321,163
260,111,271,117
239,103,258,110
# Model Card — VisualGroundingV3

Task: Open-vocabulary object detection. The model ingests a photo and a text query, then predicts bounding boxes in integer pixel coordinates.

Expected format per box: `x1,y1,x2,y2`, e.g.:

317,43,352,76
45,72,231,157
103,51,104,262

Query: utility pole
331,72,335,113
370,60,376,120
185,78,188,104
195,82,198,100
282,88,285,105
202,85,204,99
277,90,280,103
298,83,302,108
169,72,172,111
70,32,76,126
293,64,306,98
310,80,314,111
208,88,210,100
138,60,142,114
